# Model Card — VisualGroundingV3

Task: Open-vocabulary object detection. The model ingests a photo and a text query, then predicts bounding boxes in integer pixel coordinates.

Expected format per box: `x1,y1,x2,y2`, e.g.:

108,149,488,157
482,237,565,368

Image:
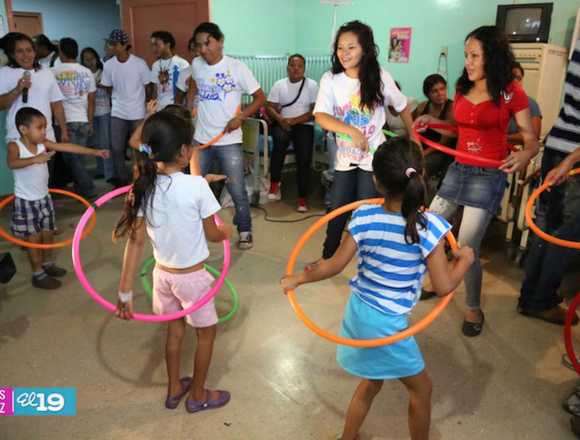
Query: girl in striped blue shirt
282,138,474,440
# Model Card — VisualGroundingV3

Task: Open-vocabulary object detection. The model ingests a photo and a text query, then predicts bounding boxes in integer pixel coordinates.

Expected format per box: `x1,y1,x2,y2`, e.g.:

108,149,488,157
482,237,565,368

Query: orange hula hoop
525,168,580,250
195,106,242,150
0,189,97,249
286,198,458,347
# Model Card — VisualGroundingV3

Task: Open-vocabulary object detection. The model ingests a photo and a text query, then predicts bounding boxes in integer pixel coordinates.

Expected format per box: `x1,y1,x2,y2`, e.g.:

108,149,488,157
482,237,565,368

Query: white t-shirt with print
314,69,407,172
101,54,151,120
268,77,318,126
176,64,192,92
151,55,190,109
138,173,221,269
92,69,111,117
192,55,260,145
0,66,64,142
52,62,97,123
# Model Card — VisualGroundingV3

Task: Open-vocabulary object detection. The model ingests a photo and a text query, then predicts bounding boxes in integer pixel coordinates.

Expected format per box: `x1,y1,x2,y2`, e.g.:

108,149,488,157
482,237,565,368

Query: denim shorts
437,162,508,215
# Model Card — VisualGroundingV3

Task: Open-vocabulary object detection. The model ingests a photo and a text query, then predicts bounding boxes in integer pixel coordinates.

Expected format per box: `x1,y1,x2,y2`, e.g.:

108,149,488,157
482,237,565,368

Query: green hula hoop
140,257,239,324
382,129,398,138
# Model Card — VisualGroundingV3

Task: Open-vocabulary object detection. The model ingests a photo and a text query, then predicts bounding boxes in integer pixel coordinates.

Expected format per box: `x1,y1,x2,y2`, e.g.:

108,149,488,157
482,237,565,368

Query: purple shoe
165,377,193,409
185,390,231,414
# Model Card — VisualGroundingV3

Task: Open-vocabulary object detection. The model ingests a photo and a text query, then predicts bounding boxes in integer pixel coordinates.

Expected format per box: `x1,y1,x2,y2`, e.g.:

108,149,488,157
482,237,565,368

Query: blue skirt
337,293,425,380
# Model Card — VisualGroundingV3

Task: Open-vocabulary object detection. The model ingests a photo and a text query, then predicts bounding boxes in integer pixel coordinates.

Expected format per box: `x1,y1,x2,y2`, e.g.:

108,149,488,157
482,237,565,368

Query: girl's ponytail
401,168,427,244
372,138,427,244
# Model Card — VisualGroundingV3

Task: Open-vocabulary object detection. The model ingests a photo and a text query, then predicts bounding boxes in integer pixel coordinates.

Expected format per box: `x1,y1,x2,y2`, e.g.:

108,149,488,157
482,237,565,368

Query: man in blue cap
101,29,152,187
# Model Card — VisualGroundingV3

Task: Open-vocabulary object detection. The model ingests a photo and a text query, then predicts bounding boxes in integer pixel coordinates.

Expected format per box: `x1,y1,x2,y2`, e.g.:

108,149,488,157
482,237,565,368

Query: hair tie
138,143,152,156
405,167,417,178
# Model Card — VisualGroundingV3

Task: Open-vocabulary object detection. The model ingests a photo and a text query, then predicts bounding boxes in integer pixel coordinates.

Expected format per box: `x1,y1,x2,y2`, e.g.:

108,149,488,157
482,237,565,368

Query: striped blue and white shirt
545,38,580,154
348,205,451,315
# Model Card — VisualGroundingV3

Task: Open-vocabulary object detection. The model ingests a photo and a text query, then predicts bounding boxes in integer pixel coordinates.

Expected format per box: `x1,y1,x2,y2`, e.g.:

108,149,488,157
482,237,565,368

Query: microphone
22,71,31,104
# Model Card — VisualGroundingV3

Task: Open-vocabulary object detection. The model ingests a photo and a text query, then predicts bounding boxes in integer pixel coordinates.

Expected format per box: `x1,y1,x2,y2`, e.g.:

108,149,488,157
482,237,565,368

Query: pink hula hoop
71,185,231,322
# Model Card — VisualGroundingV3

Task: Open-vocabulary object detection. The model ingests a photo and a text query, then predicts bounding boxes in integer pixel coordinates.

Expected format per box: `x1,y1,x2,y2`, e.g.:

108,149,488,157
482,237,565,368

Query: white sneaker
237,232,253,250
268,189,281,201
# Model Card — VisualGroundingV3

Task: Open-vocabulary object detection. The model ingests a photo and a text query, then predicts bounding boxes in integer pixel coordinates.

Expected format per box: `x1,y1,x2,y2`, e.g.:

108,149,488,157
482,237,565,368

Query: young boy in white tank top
7,107,109,289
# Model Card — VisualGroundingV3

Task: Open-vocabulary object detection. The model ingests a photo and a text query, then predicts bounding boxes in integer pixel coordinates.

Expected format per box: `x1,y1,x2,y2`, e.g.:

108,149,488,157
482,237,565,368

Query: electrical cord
251,205,326,223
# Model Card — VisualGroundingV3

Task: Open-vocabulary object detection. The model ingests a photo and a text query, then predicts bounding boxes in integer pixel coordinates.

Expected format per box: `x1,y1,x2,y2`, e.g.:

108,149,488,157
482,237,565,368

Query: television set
496,3,553,43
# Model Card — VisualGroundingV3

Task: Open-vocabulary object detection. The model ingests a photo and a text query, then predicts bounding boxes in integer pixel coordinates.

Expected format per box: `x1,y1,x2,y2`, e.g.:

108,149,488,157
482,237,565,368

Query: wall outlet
440,46,448,57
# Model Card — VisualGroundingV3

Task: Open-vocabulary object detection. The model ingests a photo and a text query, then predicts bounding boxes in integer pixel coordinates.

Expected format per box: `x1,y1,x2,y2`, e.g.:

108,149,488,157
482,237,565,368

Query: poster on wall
388,27,412,63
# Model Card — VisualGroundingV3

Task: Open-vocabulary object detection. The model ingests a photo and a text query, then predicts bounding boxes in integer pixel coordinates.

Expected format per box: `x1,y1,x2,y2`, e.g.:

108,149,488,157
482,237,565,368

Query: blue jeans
519,148,580,311
88,113,113,181
64,122,95,197
322,168,378,259
111,117,142,184
197,143,251,233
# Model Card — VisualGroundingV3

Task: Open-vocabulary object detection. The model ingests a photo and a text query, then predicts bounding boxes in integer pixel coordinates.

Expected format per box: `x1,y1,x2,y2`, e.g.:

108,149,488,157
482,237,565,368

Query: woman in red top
415,26,539,337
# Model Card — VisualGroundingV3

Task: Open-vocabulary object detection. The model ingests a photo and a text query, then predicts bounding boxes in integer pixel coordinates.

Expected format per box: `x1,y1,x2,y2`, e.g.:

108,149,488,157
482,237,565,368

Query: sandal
185,389,231,414
165,377,192,409
462,311,485,337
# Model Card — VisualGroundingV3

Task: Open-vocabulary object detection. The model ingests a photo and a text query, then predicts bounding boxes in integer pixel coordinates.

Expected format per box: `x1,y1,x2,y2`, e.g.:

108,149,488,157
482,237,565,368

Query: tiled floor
1,181,578,439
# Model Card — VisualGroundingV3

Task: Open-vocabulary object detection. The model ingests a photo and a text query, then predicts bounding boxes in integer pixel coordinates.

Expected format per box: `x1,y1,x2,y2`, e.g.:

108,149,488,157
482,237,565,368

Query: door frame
12,10,44,35
4,0,15,31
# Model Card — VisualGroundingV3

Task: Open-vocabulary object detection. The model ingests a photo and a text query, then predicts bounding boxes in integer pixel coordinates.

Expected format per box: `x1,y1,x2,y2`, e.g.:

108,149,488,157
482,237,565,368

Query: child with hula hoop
7,107,108,290
113,111,233,413
282,138,474,440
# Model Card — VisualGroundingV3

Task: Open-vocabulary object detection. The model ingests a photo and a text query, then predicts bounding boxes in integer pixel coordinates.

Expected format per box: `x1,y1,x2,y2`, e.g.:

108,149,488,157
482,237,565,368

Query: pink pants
152,266,218,327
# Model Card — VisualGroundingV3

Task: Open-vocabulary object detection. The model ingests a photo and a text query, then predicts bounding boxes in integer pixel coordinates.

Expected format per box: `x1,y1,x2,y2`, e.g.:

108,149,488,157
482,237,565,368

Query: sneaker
237,232,253,250
43,264,67,278
297,198,308,213
268,182,282,201
32,274,61,290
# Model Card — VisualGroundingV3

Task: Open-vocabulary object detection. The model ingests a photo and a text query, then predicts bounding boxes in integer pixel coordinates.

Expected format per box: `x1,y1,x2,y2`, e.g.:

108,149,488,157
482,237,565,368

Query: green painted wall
294,0,579,99
211,0,297,55
0,1,13,196
211,0,578,98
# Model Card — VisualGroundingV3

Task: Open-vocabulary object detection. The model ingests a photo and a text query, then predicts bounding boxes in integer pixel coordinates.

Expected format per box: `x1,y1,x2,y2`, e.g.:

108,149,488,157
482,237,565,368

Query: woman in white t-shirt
313,20,414,260
266,54,318,212
0,33,67,144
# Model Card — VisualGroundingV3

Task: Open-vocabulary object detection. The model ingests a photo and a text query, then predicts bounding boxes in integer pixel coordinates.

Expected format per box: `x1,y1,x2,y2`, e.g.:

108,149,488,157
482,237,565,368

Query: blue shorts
337,293,425,380
437,162,508,215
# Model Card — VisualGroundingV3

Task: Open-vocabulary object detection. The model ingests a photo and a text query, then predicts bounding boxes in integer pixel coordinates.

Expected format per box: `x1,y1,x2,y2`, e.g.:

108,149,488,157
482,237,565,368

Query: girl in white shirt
313,20,414,260
114,112,233,413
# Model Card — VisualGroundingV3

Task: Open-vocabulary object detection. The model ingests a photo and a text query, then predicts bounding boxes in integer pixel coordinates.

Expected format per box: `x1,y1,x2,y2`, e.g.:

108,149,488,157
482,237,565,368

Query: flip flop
185,389,231,414
165,377,193,409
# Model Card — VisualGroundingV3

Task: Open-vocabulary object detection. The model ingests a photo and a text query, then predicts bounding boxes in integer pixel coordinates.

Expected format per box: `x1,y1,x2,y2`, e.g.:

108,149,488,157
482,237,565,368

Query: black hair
422,73,447,97
151,30,176,50
512,61,524,77
288,53,305,65
3,32,40,69
394,81,402,91
15,107,46,134
80,47,103,71
162,104,193,135
372,137,427,244
34,34,56,52
113,112,193,240
59,37,78,60
187,36,196,52
332,20,384,112
193,22,224,42
456,26,515,106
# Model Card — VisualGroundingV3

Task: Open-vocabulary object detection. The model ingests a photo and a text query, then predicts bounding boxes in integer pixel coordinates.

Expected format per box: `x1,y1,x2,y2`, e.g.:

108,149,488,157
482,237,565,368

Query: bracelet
118,291,133,303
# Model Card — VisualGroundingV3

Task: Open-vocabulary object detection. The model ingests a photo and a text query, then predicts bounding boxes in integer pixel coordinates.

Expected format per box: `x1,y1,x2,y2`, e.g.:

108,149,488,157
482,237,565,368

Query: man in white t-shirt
266,54,318,212
150,31,190,110
0,33,67,144
192,22,266,250
52,37,97,198
101,29,152,187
